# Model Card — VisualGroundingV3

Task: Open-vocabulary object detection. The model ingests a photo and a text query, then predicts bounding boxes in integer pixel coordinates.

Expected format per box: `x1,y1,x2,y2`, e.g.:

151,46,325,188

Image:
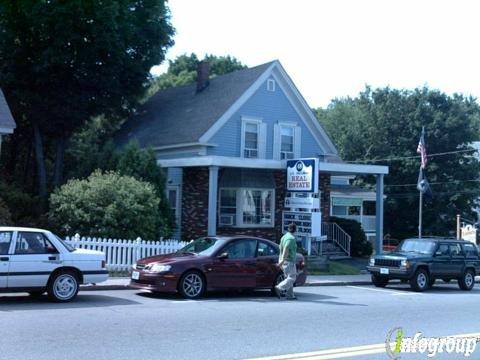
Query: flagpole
418,190,423,238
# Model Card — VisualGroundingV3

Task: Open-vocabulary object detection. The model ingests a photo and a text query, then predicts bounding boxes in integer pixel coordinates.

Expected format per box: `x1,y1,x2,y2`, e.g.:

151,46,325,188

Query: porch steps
311,241,350,258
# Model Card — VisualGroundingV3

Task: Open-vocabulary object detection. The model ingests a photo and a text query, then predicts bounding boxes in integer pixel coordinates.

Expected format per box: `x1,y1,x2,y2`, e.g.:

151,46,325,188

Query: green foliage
148,53,246,95
0,197,12,225
49,171,163,239
330,216,373,257
0,181,42,226
317,87,480,239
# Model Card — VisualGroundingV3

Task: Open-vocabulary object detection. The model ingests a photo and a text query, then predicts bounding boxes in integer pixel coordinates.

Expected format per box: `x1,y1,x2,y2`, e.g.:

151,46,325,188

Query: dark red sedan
130,236,307,299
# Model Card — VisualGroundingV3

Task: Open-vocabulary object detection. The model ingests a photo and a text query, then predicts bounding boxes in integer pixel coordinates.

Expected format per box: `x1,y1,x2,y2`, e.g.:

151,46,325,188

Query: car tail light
300,260,305,269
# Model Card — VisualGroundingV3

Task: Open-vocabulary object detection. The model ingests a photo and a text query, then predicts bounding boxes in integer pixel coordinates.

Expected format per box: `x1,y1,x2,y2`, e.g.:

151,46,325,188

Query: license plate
380,268,389,275
131,271,140,280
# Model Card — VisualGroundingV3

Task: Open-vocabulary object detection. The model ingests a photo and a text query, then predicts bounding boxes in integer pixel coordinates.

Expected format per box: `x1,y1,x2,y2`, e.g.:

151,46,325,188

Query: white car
0,227,108,302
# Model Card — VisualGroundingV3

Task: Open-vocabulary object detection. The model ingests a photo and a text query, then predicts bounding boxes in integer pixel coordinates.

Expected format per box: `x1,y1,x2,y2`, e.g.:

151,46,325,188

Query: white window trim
278,122,296,160
219,187,275,228
240,116,265,159
267,79,276,92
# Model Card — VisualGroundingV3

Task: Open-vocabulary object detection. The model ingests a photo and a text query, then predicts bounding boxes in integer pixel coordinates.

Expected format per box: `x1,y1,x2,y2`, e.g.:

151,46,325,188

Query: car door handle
48,256,56,261
0,257,8,261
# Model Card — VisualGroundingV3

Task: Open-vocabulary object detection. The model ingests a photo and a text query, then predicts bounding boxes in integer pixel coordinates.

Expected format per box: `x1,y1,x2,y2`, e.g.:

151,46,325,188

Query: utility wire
385,179,480,188
346,148,477,164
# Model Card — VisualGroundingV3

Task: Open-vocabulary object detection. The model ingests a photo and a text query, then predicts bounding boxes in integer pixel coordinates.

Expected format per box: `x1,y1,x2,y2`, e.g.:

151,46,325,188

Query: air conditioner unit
244,149,258,158
220,215,235,226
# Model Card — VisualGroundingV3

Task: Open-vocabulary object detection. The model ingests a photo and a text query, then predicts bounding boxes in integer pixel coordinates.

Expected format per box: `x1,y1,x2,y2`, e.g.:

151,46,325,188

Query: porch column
375,174,384,254
208,166,219,236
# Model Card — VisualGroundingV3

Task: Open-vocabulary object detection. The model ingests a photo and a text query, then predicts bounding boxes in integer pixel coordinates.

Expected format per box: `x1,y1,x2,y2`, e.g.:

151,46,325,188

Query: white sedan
0,227,108,302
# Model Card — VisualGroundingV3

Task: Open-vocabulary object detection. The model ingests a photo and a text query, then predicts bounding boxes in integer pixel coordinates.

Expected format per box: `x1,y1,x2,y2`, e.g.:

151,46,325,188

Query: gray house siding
207,76,324,159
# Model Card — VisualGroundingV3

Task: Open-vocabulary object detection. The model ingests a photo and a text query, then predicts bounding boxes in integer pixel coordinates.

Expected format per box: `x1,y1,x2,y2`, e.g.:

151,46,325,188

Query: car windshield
54,235,75,252
177,237,223,256
396,239,436,254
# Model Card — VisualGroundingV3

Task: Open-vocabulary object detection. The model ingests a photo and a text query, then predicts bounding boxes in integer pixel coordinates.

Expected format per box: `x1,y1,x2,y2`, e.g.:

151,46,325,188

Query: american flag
417,127,427,169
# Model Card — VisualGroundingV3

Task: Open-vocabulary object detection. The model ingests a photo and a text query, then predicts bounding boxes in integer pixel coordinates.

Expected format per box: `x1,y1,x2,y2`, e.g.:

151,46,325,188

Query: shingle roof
0,89,16,131
116,61,275,148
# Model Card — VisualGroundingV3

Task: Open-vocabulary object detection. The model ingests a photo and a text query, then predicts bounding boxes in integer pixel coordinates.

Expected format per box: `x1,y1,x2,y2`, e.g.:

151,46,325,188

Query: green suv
367,238,480,292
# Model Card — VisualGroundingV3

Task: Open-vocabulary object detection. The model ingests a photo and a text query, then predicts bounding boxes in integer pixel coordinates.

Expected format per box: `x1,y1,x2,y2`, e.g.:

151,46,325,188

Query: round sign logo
296,161,303,172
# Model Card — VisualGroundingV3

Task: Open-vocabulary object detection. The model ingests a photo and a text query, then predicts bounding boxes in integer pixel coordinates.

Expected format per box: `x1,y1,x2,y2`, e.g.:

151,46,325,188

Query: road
1,283,480,360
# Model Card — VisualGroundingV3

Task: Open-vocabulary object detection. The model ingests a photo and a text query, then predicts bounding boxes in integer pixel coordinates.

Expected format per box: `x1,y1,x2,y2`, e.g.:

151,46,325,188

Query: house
117,60,389,255
0,89,16,155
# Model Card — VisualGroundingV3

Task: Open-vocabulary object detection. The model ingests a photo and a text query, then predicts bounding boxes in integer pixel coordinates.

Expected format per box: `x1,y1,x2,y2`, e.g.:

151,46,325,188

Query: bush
0,182,42,227
49,171,163,239
330,216,373,257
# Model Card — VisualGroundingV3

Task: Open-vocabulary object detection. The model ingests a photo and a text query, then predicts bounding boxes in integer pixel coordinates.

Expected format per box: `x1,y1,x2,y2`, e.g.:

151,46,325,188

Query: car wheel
28,291,45,298
179,271,205,299
409,268,429,292
442,278,451,283
371,274,389,288
47,271,79,302
458,269,475,291
272,272,286,296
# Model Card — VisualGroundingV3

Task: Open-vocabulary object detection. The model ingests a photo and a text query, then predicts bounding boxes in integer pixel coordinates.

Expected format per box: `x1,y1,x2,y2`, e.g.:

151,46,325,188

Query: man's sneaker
274,286,284,299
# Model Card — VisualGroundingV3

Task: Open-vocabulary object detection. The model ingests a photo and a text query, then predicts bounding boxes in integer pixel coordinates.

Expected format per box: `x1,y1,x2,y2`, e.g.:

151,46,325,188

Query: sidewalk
80,274,480,291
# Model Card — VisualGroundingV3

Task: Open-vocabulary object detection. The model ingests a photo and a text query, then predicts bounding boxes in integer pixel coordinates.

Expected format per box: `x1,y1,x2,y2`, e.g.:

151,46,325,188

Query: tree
316,87,480,239
49,171,163,239
0,0,174,202
148,53,246,95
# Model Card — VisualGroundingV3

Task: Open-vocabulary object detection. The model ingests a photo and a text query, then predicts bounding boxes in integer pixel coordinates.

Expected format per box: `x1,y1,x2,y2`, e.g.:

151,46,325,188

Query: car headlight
150,264,172,273
400,259,410,268
369,258,375,266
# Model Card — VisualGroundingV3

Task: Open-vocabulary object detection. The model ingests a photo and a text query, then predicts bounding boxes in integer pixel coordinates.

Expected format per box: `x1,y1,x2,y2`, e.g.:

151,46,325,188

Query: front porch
159,156,388,255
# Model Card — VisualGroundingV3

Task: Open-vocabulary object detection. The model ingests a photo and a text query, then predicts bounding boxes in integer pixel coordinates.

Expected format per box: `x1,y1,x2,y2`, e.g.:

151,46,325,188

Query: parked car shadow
0,293,140,312
136,289,367,306
386,283,480,294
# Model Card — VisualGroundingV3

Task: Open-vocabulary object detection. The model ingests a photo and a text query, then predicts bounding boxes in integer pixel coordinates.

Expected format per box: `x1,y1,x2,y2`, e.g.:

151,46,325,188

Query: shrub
49,171,162,239
0,197,12,225
330,216,373,257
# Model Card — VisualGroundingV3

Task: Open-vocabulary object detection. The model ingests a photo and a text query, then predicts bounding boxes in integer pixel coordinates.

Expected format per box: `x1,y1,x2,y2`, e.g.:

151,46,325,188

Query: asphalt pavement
3,283,480,360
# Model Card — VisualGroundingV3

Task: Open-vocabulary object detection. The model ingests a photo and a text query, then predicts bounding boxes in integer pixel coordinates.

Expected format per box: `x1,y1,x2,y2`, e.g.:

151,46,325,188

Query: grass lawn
307,260,361,275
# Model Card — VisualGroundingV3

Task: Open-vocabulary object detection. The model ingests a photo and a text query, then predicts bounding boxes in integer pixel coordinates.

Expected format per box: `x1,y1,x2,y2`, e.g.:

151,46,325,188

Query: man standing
275,223,298,300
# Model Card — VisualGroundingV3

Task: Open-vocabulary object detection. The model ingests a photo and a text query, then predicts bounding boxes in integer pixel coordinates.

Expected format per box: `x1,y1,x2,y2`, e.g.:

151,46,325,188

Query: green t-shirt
280,232,297,262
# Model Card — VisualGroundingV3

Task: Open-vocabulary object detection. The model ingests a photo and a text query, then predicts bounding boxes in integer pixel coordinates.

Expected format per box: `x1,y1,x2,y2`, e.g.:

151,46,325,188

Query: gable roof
0,89,16,133
116,61,275,148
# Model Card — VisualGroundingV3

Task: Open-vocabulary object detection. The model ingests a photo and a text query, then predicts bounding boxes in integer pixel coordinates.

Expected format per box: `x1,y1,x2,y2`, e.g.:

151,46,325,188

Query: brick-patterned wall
319,173,331,223
217,169,286,243
181,167,209,240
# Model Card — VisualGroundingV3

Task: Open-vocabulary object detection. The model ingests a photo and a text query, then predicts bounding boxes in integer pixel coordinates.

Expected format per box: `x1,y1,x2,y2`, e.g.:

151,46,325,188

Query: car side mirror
217,252,229,260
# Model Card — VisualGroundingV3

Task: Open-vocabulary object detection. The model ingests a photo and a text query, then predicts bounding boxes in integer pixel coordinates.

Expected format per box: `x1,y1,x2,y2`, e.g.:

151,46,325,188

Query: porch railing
321,222,351,257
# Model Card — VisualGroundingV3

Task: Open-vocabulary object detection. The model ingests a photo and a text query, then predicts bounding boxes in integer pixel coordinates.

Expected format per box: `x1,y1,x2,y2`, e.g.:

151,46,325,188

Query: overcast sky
151,0,480,109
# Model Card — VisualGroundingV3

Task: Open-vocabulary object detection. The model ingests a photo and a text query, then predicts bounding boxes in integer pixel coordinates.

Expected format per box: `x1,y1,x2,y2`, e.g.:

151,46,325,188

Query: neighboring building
117,60,388,254
0,89,16,155
330,176,379,244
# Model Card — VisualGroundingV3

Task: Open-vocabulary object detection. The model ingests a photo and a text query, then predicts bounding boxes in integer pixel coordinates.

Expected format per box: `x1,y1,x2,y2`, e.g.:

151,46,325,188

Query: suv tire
458,269,475,291
410,268,429,292
371,274,389,288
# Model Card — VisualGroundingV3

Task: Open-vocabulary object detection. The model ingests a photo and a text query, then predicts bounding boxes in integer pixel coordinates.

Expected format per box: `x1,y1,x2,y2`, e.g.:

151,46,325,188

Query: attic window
267,79,276,92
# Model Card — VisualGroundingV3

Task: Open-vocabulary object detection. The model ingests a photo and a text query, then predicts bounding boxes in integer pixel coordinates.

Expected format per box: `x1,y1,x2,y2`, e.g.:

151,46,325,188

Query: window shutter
273,123,281,160
258,122,267,158
294,126,302,158
240,119,246,158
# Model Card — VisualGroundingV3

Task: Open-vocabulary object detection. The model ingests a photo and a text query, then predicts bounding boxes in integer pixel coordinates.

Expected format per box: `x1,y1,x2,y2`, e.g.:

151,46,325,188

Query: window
219,188,275,227
221,239,257,259
280,125,294,160
363,201,376,216
463,243,478,257
244,122,258,158
332,205,347,216
257,241,278,257
267,79,276,92
15,232,58,255
219,189,237,226
449,244,463,256
348,206,361,215
436,244,450,256
0,231,12,255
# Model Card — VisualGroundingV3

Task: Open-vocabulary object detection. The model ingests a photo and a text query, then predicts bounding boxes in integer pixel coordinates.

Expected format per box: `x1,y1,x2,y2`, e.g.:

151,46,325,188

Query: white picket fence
65,234,188,271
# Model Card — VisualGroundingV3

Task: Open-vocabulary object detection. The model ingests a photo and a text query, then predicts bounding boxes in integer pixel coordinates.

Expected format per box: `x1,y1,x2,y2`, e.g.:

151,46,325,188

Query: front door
0,231,13,287
8,231,62,288
208,239,257,289
431,243,451,277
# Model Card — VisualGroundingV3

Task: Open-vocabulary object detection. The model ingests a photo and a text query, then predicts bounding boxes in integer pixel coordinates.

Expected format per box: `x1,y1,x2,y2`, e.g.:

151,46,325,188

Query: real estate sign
286,158,319,193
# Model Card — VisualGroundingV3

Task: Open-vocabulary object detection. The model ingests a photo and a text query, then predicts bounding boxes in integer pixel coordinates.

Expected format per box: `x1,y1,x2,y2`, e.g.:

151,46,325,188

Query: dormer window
244,123,258,158
241,117,266,159
280,125,294,159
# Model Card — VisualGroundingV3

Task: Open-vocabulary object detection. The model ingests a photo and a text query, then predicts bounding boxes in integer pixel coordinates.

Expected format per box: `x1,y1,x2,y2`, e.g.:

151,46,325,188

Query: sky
151,0,480,109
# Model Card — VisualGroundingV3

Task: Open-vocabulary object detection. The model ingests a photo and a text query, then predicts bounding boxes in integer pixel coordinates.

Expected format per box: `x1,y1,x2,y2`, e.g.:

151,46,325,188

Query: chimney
196,60,210,93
